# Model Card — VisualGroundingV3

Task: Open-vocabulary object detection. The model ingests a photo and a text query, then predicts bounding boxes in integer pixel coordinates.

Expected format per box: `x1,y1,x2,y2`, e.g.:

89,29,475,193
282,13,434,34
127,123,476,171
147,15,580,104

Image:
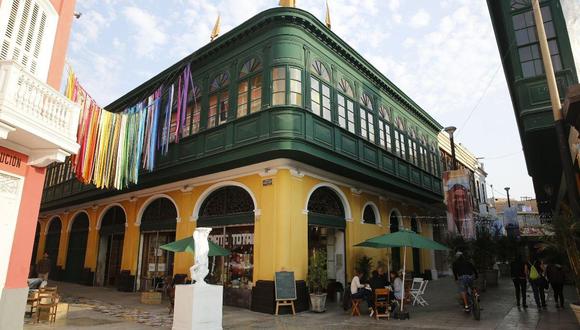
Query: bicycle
466,281,481,320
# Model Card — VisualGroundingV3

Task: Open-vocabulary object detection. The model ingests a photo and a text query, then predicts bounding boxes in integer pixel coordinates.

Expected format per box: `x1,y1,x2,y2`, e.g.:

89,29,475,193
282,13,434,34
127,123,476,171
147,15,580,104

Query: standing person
546,263,565,309
351,269,373,316
510,255,528,308
36,253,51,281
528,257,546,309
452,252,478,312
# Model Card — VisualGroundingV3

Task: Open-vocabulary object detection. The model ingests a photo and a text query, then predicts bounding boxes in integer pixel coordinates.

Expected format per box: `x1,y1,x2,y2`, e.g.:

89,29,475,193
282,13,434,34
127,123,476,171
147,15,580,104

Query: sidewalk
24,277,578,329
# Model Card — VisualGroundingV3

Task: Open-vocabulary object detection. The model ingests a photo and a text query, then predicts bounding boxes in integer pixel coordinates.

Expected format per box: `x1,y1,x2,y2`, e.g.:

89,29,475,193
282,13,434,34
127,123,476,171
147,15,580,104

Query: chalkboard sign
274,271,297,301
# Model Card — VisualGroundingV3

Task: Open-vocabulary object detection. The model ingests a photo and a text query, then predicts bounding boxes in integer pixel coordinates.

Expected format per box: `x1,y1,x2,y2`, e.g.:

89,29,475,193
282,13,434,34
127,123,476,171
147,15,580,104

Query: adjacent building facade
487,0,580,214
36,6,446,312
0,0,78,328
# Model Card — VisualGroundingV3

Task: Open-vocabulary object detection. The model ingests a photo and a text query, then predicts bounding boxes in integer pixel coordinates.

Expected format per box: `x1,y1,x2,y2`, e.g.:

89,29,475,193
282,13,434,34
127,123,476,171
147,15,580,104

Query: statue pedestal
172,284,223,330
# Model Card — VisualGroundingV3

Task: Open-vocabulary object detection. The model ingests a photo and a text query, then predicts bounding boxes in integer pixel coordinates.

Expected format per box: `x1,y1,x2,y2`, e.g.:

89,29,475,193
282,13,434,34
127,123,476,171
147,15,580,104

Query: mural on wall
443,169,475,239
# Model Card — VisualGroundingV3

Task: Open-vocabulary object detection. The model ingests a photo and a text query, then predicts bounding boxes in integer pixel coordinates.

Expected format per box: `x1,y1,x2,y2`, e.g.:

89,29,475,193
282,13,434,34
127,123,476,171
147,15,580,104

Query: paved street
23,277,578,329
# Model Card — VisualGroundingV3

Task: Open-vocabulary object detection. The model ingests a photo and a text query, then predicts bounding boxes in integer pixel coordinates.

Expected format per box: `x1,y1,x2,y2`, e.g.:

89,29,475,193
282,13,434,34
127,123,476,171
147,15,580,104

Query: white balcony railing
0,60,80,166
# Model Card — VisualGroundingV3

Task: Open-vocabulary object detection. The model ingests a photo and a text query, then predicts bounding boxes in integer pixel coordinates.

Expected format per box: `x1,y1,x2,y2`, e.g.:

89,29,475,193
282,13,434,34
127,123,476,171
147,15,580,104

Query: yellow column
346,188,360,280
289,171,308,281
57,212,70,268
174,187,196,276
122,199,140,275
84,206,100,271
36,220,47,263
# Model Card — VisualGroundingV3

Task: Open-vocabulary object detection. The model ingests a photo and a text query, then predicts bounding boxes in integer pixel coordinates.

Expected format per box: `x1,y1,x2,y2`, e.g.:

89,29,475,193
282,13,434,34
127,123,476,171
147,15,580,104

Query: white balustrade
0,60,80,141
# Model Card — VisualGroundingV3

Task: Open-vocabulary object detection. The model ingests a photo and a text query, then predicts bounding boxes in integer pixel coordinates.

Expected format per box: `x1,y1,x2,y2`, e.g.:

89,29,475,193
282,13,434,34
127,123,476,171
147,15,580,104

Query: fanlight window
338,78,354,98
311,60,330,82
210,71,230,92
360,93,373,111
379,105,391,122
307,187,345,217
200,186,254,217
510,0,530,11
395,117,405,130
363,205,377,224
239,57,262,78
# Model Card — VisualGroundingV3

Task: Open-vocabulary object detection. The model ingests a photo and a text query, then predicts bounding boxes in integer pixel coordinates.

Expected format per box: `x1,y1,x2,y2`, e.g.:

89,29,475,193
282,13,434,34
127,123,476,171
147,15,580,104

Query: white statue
190,227,212,285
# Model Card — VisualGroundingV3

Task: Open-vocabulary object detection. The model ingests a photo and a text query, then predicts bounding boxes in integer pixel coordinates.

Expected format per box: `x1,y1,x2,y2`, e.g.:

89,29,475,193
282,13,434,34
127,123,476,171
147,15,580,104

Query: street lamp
444,126,457,170
504,187,511,208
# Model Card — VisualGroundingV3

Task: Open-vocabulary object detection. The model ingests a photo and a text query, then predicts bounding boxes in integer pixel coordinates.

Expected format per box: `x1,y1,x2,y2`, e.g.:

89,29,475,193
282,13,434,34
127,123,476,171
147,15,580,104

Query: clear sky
67,0,536,201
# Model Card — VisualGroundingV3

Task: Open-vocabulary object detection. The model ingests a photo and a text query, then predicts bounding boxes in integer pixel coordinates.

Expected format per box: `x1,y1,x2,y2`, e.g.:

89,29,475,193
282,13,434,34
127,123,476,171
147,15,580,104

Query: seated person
351,269,373,315
378,266,390,287
27,278,43,290
389,271,403,311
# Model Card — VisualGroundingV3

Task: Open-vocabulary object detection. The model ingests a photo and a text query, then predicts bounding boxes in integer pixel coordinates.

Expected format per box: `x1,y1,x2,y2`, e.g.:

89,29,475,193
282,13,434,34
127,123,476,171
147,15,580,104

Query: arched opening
96,206,126,287
389,211,401,272
44,218,61,280
64,213,89,283
31,223,41,271
411,216,421,275
199,186,255,309
138,198,177,291
362,203,378,224
307,186,347,289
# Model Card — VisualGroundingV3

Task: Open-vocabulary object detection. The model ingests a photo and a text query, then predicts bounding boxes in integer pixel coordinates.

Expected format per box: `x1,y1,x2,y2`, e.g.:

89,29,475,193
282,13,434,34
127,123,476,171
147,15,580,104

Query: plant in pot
355,255,373,283
548,211,580,323
307,249,328,312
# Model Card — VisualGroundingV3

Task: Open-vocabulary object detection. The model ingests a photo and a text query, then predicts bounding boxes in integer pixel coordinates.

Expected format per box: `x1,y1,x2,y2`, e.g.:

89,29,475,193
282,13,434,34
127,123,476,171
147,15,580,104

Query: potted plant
549,212,580,324
307,249,328,312
355,255,373,283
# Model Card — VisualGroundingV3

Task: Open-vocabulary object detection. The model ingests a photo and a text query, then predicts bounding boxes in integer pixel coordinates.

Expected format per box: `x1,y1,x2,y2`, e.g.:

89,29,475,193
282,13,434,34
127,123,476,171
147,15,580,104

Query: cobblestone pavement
23,277,578,329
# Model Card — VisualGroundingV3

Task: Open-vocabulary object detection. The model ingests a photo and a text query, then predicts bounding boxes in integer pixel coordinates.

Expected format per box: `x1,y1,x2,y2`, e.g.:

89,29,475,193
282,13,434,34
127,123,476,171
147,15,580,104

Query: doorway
411,216,421,275
389,212,401,272
44,218,61,280
96,206,126,287
64,213,89,283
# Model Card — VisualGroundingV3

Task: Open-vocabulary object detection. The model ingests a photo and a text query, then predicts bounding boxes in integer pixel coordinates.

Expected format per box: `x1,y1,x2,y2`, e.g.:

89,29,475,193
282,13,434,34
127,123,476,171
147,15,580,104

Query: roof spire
210,14,221,42
279,0,296,7
325,0,331,29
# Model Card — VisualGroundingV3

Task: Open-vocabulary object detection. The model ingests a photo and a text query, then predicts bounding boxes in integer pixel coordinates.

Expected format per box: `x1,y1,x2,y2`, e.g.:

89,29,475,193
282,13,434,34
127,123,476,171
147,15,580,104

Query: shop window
512,6,561,78
208,71,230,128
238,58,262,118
337,78,355,133
362,204,378,224
359,93,375,142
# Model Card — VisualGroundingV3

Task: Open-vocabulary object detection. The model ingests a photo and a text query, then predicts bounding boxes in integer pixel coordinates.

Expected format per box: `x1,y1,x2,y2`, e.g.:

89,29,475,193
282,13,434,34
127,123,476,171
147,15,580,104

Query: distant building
0,0,79,328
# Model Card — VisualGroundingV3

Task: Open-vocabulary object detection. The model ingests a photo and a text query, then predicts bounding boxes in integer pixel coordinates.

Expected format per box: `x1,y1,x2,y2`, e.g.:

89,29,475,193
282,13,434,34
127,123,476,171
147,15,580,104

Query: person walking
546,262,565,308
36,253,51,281
528,257,546,309
510,255,528,308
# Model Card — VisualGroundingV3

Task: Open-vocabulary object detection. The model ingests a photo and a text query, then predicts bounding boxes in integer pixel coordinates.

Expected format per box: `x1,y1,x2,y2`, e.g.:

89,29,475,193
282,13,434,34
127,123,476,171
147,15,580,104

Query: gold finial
279,0,296,7
210,14,221,42
325,0,331,29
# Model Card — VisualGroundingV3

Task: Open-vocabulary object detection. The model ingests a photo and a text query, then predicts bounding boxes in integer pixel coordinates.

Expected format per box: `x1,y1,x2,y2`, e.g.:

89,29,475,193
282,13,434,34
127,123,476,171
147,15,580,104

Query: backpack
529,264,539,280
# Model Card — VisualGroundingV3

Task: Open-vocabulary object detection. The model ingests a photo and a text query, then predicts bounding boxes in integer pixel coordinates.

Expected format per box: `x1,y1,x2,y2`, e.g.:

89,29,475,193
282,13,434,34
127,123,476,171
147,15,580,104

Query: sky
66,0,536,201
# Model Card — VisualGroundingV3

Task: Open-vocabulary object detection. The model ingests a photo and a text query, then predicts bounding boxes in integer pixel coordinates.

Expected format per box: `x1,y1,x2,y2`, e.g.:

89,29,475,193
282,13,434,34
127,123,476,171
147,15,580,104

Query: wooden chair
351,298,363,316
373,288,390,320
39,286,58,293
37,292,59,323
26,291,40,321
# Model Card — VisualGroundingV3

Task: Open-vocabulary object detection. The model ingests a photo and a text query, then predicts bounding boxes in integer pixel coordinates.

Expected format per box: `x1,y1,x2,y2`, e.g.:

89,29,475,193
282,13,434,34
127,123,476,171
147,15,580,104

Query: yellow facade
37,168,435,285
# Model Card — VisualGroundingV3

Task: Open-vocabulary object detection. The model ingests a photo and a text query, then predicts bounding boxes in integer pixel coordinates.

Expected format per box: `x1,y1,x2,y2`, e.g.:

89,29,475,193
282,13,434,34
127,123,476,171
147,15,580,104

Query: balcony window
359,93,375,142
337,78,355,133
512,6,561,78
310,60,331,120
208,71,230,128
272,66,302,106
237,58,262,118
378,105,392,152
182,84,202,137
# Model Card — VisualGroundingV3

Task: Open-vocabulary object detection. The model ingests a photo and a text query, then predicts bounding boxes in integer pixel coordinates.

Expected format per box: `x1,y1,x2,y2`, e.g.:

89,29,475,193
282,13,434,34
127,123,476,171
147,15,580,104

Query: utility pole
505,187,511,208
532,0,580,216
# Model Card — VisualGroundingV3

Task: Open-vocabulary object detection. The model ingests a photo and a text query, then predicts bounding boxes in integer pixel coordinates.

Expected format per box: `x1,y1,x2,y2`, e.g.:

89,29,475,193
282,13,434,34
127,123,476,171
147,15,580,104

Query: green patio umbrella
160,236,230,256
355,229,448,313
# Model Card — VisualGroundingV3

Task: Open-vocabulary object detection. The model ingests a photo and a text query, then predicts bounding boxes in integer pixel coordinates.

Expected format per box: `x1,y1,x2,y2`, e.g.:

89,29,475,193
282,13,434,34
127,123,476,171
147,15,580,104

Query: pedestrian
546,262,565,308
36,253,51,281
452,251,478,312
527,257,546,309
510,255,528,308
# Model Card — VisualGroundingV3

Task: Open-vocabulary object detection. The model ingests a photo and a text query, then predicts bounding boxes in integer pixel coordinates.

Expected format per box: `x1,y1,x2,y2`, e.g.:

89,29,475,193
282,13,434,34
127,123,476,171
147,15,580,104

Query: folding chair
412,280,429,306
409,278,423,305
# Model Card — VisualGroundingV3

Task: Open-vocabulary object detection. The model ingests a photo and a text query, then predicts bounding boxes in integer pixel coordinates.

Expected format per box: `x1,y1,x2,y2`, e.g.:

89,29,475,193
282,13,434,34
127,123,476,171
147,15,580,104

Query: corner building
38,7,445,313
